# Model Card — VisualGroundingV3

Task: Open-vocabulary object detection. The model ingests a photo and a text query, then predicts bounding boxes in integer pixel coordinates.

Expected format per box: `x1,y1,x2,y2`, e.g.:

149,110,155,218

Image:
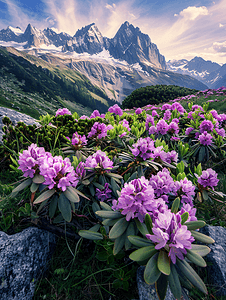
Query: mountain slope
0,47,116,118
167,57,226,89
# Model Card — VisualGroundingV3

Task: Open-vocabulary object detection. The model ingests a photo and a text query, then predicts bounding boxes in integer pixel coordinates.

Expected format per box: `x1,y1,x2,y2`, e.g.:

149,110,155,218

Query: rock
137,266,189,300
0,106,38,143
0,227,56,300
200,225,226,297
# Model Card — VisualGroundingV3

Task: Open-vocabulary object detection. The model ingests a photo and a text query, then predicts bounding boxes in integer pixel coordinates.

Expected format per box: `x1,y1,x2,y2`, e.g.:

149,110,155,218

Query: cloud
213,41,226,52
178,6,209,21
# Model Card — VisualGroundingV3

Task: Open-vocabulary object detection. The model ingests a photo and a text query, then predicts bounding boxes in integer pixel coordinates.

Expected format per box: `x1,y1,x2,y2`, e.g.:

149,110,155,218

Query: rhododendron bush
4,89,226,300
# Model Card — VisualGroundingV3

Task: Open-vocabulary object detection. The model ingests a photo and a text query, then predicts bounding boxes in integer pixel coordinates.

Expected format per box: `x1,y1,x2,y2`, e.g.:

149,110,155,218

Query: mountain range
167,57,226,89
0,22,209,104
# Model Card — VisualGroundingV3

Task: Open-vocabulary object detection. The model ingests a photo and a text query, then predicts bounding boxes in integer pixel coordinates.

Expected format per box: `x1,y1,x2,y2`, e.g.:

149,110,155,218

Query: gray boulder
137,266,188,300
200,225,226,297
0,227,56,300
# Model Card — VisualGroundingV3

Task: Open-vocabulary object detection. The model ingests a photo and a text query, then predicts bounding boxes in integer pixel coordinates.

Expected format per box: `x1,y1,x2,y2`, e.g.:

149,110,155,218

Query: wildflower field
0,87,226,300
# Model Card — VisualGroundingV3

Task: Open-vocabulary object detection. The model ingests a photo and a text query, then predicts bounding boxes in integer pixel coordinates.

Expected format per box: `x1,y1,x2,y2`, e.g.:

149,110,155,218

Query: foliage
0,87,226,300
121,85,199,109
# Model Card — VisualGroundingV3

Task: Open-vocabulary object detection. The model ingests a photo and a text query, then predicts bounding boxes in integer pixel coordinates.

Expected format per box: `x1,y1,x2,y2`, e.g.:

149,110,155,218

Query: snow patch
8,26,23,35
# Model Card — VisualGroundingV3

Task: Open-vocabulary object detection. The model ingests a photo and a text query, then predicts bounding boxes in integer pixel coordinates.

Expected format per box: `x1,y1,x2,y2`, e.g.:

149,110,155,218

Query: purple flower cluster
198,131,213,146
156,119,169,135
168,121,179,135
171,102,185,114
135,108,143,115
118,119,131,137
130,137,155,161
145,115,155,131
108,104,123,116
55,108,72,116
18,143,51,178
40,155,77,191
84,150,113,172
90,110,105,119
149,168,176,202
163,109,172,121
88,122,113,139
96,183,112,201
112,177,165,222
174,178,196,206
200,120,214,133
146,210,195,264
71,132,87,149
198,168,219,190
74,162,86,187
18,144,80,192
185,127,194,136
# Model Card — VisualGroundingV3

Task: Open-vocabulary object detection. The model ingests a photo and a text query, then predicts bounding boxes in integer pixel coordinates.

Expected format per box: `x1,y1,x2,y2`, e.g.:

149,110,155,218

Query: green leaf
58,193,72,222
191,244,211,257
109,217,128,239
202,190,209,201
33,189,56,204
126,172,138,183
185,249,207,267
99,202,113,211
113,231,127,255
184,220,206,230
93,182,105,189
89,224,101,232
92,201,100,212
144,253,161,285
145,213,153,234
155,273,168,300
125,222,135,250
199,146,206,162
89,184,95,196
171,197,180,213
95,210,123,219
168,263,181,300
129,246,157,262
10,178,32,197
106,173,123,179
191,230,215,244
49,195,58,218
79,230,103,240
181,212,189,225
135,219,149,236
111,177,120,198
30,182,39,193
74,189,90,200
53,214,64,224
176,258,208,295
63,186,80,203
32,174,45,184
128,235,154,248
157,250,171,275
102,218,121,226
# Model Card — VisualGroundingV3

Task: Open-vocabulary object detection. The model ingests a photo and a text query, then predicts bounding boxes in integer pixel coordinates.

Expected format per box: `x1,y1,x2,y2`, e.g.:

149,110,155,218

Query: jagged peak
74,23,100,37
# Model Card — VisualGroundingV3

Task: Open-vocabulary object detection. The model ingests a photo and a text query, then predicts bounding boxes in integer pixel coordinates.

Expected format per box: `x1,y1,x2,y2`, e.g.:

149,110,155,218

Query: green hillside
0,47,116,118
121,85,199,109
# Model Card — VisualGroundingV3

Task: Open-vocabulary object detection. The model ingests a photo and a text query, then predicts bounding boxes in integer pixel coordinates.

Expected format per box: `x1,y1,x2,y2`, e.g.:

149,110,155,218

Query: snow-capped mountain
0,22,208,102
167,57,226,88
0,22,166,69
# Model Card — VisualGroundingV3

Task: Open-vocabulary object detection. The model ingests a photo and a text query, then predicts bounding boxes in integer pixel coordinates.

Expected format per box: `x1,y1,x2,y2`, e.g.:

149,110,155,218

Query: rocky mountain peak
63,23,104,54
105,21,166,69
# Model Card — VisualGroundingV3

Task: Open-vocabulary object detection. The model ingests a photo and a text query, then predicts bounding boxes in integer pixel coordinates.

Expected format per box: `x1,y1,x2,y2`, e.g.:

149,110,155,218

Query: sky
1,0,226,64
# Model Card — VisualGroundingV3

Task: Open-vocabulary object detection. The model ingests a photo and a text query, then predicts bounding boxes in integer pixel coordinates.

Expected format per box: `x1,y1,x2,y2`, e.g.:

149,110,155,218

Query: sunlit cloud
178,6,209,21
213,41,226,52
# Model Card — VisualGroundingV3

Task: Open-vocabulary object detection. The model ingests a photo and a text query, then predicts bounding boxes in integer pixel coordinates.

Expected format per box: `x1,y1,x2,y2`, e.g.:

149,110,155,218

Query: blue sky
1,0,226,64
